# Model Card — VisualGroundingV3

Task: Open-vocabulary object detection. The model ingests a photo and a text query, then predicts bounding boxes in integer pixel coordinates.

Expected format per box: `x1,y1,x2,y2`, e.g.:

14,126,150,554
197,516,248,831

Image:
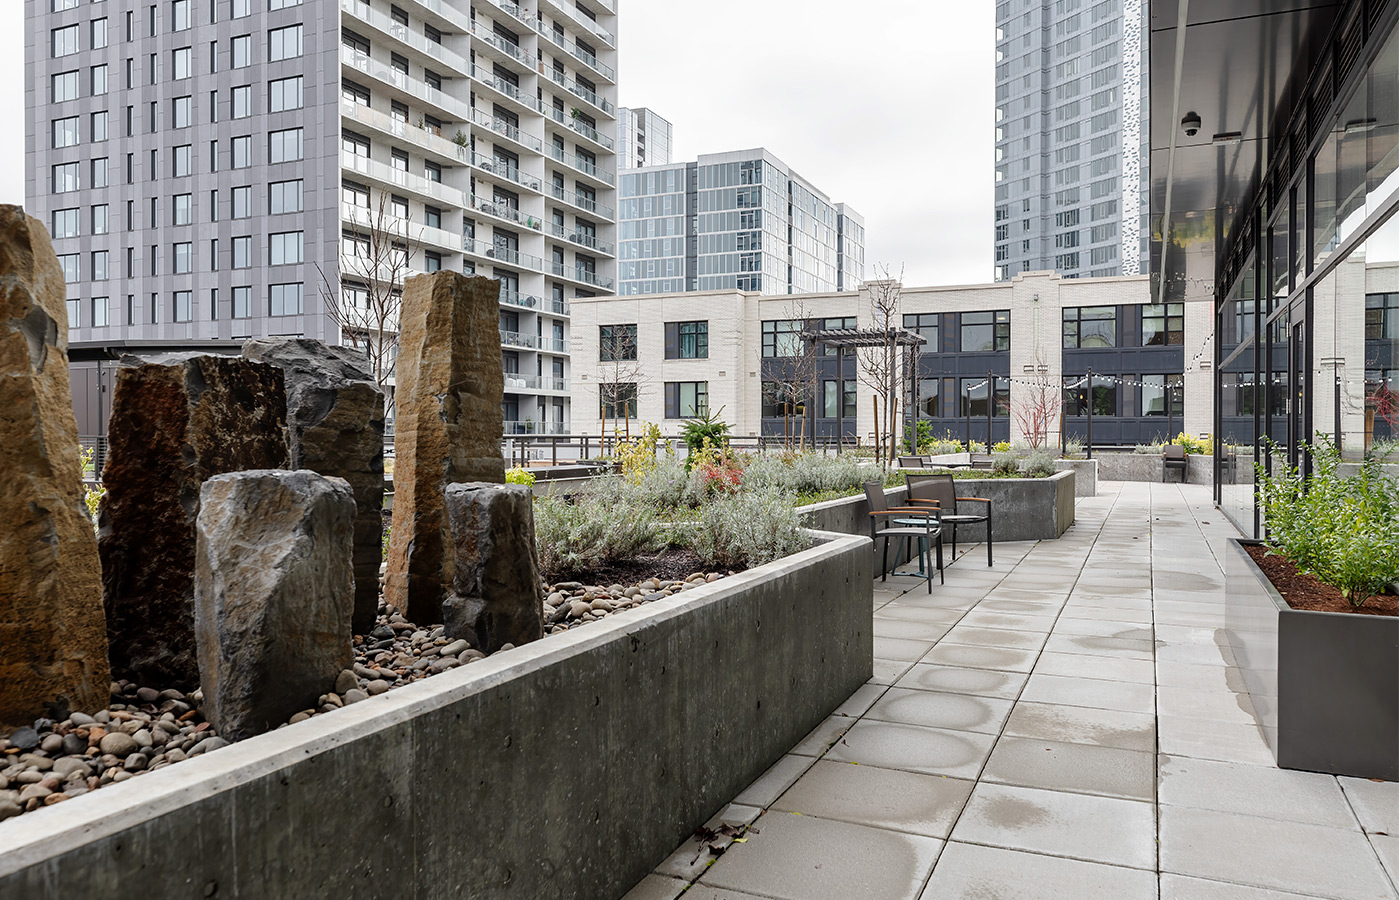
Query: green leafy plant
613,422,662,482
1022,449,1057,478
902,419,933,455
1173,432,1212,455
1255,435,1399,605
505,466,536,486
1061,436,1084,459
991,451,1020,477
681,408,731,470
992,441,1013,453
533,483,667,577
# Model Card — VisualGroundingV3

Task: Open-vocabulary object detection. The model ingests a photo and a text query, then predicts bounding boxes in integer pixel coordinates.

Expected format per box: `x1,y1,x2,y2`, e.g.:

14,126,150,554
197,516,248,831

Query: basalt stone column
196,470,354,740
442,483,544,652
242,338,386,634
0,205,110,726
386,272,504,624
100,353,288,686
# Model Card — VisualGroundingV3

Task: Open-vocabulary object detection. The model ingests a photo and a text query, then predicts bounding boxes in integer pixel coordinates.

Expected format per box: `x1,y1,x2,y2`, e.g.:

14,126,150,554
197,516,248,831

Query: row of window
1062,303,1184,348
64,283,303,330
50,182,302,242
597,321,710,362
50,0,302,60
50,129,302,197
54,231,303,284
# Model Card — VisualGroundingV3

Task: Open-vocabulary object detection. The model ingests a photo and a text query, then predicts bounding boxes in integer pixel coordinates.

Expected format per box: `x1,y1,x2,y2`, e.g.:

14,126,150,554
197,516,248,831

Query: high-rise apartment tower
616,106,671,169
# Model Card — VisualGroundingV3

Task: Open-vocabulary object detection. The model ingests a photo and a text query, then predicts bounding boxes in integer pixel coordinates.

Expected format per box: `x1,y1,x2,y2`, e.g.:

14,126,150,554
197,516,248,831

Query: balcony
499,288,544,311
540,65,615,117
503,374,569,392
547,143,614,187
467,150,543,193
470,64,543,115
545,105,614,151
341,47,472,123
551,262,612,291
340,202,462,256
532,22,615,83
503,419,570,435
341,150,464,209
500,330,542,350
548,182,614,219
340,0,470,73
468,106,543,153
341,99,471,166
479,0,534,30
468,238,546,274
547,222,614,256
466,18,534,73
468,192,542,231
538,0,614,46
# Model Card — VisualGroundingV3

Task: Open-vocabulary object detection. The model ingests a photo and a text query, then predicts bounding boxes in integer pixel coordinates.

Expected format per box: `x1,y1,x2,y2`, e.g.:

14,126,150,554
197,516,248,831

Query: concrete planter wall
0,531,873,900
1093,451,1212,484
798,486,916,575
1224,539,1398,780
954,471,1076,542
1054,458,1098,496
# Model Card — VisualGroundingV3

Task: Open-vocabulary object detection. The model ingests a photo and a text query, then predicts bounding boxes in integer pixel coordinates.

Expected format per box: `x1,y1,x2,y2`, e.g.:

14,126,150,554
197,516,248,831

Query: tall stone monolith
0,205,110,727
242,338,385,634
386,272,505,624
442,483,544,652
196,470,354,740
99,353,288,686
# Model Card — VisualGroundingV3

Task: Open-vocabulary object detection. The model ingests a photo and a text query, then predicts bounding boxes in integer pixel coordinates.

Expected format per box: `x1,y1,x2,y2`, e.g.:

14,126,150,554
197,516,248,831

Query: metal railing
538,0,614,45
549,261,612,290
468,106,543,153
547,222,613,255
540,65,615,116
466,18,534,69
468,239,547,273
341,47,473,122
341,98,472,164
341,0,470,67
545,105,614,151
547,143,615,185
470,64,543,113
467,150,543,192
532,21,616,81
503,374,569,392
467,192,543,231
547,182,614,218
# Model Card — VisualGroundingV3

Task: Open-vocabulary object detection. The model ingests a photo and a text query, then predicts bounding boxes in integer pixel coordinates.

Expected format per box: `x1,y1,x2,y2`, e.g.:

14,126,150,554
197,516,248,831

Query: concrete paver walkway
621,482,1399,900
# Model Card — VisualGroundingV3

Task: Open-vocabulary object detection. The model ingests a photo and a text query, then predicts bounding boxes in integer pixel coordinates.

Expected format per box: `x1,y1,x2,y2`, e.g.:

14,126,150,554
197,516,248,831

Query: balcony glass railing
468,150,543,192
467,19,533,69
531,23,616,82
341,0,470,71
341,47,472,122
545,105,614,150
540,66,614,116
481,0,533,28
342,99,472,163
548,183,614,219
499,289,543,310
340,150,463,208
503,374,569,392
548,296,571,316
468,106,543,152
468,238,546,273
500,330,541,349
471,64,543,113
539,0,614,45
550,261,612,290
469,193,542,231
547,222,613,255
546,144,614,185
503,420,571,435
340,202,462,254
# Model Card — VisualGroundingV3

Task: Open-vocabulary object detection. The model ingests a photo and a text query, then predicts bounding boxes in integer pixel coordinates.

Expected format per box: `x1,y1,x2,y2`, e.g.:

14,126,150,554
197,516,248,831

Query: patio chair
864,481,943,592
905,472,994,567
1162,444,1188,483
897,455,926,469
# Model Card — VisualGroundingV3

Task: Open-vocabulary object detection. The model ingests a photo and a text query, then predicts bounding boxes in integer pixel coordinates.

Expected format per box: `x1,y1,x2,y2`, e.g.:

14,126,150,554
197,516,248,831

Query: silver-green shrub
691,487,809,569
533,483,666,576
1022,449,1057,478
991,451,1020,476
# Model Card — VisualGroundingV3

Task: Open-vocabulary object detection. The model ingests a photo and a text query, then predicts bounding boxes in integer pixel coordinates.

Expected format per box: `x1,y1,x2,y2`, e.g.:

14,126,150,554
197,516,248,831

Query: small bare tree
761,298,822,450
857,265,905,465
1012,353,1062,450
596,324,645,443
318,192,423,416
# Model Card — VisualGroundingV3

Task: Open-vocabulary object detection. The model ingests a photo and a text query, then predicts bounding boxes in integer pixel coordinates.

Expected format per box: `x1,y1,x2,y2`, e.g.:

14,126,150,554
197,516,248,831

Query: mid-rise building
616,148,864,297
993,0,1148,281
615,106,671,169
27,0,620,437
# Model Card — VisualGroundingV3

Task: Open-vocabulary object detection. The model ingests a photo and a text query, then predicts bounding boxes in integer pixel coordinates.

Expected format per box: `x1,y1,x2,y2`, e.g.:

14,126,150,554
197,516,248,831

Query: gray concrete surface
1054,458,1098,496
1094,451,1212,485
0,531,874,900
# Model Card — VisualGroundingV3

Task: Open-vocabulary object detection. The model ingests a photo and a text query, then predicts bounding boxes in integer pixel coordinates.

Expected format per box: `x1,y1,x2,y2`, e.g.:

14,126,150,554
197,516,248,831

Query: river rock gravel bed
0,568,730,822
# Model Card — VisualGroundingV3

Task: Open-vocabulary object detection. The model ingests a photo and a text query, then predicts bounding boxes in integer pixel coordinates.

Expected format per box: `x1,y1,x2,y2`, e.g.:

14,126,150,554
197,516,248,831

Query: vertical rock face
99,353,288,687
386,272,505,624
442,483,544,652
195,470,354,741
0,205,110,726
242,338,385,634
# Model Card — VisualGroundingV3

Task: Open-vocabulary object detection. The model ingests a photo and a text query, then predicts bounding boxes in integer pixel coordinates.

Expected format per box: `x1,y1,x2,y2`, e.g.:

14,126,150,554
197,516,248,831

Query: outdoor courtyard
622,481,1399,900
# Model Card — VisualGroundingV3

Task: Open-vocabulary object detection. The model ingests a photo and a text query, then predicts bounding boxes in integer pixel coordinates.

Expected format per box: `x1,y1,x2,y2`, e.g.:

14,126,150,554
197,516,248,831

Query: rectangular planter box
798,486,916,576
0,531,873,900
953,470,1076,542
1094,451,1212,484
1224,539,1398,780
1054,458,1098,497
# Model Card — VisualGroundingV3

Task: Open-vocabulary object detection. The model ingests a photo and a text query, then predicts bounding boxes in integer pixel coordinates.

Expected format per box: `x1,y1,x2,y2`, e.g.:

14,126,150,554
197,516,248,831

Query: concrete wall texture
0,531,874,900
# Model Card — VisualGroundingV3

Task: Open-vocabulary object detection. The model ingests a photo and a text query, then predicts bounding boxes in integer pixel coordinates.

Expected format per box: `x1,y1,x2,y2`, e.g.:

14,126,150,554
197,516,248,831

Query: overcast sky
0,1,993,287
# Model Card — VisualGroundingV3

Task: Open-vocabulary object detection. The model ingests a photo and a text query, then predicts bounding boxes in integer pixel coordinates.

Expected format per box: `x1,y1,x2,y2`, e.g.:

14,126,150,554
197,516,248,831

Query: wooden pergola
803,326,927,454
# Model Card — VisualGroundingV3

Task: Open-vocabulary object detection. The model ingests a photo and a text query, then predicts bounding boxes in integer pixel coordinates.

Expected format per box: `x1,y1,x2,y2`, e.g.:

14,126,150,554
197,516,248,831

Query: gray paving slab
1051,617,1156,640
1159,805,1396,900
1367,833,1398,890
874,604,967,625
790,714,857,758
771,758,975,839
875,636,939,662
1159,873,1335,899
1157,685,1259,724
892,663,1030,700
873,619,952,642
1001,701,1156,752
1157,755,1359,828
939,625,1049,651
1157,714,1276,766
1042,632,1155,659
621,874,687,900
949,781,1157,870
1156,660,1251,692
919,841,1158,900
1338,777,1400,835
1032,651,1157,683
676,887,772,900
824,720,997,779
921,643,1039,673
654,803,763,881
864,687,1015,735
871,658,920,685
981,735,1156,801
833,683,889,718
699,809,943,900
1018,673,1157,714
733,754,816,808
956,610,1059,632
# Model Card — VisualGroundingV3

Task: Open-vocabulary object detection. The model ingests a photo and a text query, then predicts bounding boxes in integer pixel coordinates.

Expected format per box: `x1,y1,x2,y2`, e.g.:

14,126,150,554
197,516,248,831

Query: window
172,241,192,273
424,161,441,183
172,143,191,176
1063,306,1117,348
231,135,251,168
233,0,250,15
600,383,638,420
209,238,218,269
1141,374,1184,417
599,324,637,361
173,192,192,225
269,24,302,60
231,34,250,67
1063,374,1117,416
423,251,441,272
232,285,252,318
52,117,80,148
171,0,190,30
52,208,80,239
232,235,251,268
92,297,109,327
53,0,79,11
91,65,108,96
424,205,441,228
52,162,80,193
761,382,800,418
960,378,1011,417
269,0,302,8
269,179,302,214
915,378,940,417
52,25,79,57
665,321,708,359
52,71,79,103
232,185,250,217
231,85,250,118
960,310,1010,352
903,313,939,350
173,290,193,322
270,283,302,316
822,380,857,418
342,80,370,106
269,231,302,265
90,155,107,185
1140,302,1183,346
91,110,108,141
91,204,109,235
1366,293,1399,340
172,46,191,79
268,75,302,111
57,253,80,282
67,299,81,327
173,94,192,127
761,319,804,357
665,382,708,419
269,127,302,162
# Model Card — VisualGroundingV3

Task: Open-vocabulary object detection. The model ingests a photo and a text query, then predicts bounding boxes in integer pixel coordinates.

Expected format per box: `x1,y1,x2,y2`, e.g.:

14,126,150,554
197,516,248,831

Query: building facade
570,271,1211,445
615,148,864,297
994,0,1148,282
27,0,620,437
615,106,671,169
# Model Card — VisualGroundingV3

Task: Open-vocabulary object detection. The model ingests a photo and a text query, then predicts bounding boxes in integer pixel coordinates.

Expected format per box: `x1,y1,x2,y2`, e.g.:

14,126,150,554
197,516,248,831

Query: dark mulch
543,550,740,587
1245,544,1398,617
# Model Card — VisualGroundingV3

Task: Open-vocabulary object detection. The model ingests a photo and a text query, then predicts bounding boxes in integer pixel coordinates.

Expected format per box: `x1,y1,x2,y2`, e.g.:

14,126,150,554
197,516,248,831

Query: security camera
1181,112,1202,137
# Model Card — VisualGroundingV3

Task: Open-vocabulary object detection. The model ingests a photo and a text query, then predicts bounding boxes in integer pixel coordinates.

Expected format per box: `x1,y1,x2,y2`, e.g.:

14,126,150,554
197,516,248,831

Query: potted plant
1226,436,1398,779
